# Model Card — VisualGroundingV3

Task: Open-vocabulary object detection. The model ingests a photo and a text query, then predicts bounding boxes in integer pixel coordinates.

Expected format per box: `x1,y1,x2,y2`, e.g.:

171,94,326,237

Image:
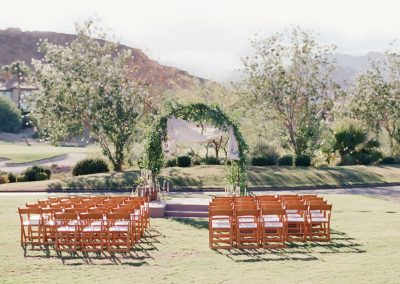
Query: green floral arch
141,102,248,194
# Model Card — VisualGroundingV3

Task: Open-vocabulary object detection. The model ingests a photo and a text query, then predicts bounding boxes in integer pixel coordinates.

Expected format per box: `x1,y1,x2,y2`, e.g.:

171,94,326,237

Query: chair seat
45,220,63,226
310,212,324,218
29,214,41,220
115,220,130,226
308,217,328,223
82,226,102,232
109,225,129,232
212,215,230,219
57,226,78,232
23,219,41,226
262,215,280,222
264,221,283,228
238,222,258,229
287,216,305,222
211,220,231,229
238,217,256,222
91,220,107,226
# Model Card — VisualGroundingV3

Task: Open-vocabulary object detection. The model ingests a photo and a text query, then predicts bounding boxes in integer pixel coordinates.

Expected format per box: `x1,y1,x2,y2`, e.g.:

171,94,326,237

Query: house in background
0,79,36,112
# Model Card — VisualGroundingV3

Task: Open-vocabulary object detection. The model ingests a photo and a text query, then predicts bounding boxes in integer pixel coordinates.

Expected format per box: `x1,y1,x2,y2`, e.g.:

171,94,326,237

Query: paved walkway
1,185,400,202
0,153,86,173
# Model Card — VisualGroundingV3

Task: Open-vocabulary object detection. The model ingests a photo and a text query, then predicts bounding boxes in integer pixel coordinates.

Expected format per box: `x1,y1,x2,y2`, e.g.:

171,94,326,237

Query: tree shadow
216,228,365,263
22,227,165,266
171,217,209,230
247,165,390,188
47,171,139,191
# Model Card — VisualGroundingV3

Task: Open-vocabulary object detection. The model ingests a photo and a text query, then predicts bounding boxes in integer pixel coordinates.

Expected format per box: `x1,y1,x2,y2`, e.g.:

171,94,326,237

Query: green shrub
277,155,293,166
8,172,17,183
295,154,311,167
16,175,28,182
165,158,177,167
250,143,279,165
0,174,9,184
176,156,191,167
201,156,221,165
34,172,48,181
24,166,51,181
333,123,366,156
353,151,382,165
0,96,22,133
192,159,201,166
251,156,276,166
72,158,110,176
338,155,355,166
381,157,396,164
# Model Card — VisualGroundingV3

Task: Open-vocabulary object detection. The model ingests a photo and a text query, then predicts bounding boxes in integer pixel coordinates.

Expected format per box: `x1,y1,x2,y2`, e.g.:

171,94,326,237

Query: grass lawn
0,141,98,163
0,194,399,283
1,165,400,191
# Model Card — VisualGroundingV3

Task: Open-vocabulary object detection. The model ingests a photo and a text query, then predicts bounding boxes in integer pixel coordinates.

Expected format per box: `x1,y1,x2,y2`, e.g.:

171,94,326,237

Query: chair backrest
285,203,308,212
106,212,131,223
54,212,78,225
26,203,40,208
64,207,87,214
18,207,42,222
209,209,233,218
306,200,328,205
309,204,332,211
257,195,278,200
260,203,282,210
261,208,286,216
235,209,260,217
79,212,104,225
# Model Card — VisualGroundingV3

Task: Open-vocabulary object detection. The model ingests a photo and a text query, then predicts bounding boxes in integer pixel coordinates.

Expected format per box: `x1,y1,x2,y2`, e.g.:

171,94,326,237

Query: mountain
328,52,385,88
0,27,205,90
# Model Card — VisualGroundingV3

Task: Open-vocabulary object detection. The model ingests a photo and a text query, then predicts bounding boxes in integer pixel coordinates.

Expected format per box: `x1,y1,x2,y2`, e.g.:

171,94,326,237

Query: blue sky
0,0,399,80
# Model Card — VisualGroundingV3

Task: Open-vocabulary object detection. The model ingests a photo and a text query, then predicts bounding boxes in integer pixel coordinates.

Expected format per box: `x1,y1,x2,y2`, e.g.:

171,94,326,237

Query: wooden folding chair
285,204,308,242
307,204,332,241
18,207,44,249
25,203,40,208
54,212,80,252
41,207,58,245
106,213,133,253
209,209,234,249
260,207,286,248
235,209,260,249
79,213,106,252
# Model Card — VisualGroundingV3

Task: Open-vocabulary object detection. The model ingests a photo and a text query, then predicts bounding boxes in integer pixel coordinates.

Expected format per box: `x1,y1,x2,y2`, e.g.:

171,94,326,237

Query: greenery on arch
141,102,249,194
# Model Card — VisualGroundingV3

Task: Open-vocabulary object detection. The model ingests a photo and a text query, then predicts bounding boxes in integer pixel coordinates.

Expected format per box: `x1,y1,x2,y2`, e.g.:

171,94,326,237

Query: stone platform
149,197,210,218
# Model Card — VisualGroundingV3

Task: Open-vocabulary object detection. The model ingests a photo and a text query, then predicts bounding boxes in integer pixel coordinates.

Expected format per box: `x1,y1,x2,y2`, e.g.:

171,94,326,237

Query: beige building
0,80,36,111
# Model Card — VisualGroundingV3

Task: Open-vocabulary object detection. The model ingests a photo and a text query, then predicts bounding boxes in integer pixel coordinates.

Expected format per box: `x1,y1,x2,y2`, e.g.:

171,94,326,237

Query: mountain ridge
0,27,205,90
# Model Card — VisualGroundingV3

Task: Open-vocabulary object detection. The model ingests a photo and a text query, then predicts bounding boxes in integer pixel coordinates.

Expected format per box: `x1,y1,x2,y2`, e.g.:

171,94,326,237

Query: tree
240,27,337,156
349,49,400,156
1,61,30,109
0,96,21,133
30,21,149,171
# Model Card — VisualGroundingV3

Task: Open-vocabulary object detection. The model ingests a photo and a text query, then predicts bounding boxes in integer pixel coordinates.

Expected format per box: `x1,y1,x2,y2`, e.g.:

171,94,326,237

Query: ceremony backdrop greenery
141,102,249,193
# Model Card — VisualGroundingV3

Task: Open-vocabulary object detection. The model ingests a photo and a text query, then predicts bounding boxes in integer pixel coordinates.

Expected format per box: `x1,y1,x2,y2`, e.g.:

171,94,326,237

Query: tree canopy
30,21,149,171
240,27,336,156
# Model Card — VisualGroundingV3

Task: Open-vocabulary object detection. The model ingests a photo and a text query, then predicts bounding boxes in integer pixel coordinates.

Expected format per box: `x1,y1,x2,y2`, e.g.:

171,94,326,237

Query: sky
0,0,399,81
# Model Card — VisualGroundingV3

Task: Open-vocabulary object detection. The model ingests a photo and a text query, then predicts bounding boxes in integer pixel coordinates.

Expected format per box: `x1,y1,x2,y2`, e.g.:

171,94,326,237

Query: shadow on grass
216,228,365,263
23,227,164,266
171,217,209,230
161,168,204,188
47,171,139,191
247,166,387,187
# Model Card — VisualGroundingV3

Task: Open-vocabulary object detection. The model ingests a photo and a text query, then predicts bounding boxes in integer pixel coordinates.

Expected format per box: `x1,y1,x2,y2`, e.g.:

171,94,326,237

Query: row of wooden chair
18,195,150,253
209,194,332,249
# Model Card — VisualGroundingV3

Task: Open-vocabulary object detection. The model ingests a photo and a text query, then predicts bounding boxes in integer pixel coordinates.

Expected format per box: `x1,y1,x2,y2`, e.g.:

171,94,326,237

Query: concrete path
0,153,86,173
